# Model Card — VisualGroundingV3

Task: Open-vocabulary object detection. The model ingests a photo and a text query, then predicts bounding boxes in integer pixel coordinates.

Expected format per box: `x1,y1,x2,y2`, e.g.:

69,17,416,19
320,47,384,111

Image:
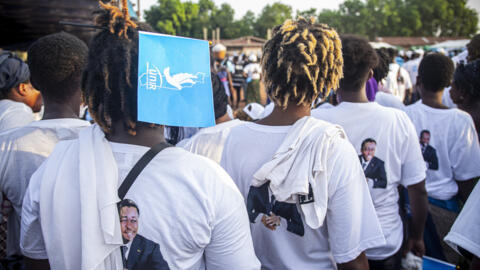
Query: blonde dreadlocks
261,17,343,109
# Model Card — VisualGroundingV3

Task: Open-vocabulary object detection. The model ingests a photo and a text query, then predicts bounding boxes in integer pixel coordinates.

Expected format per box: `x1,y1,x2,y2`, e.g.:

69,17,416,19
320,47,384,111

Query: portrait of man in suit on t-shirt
118,199,169,270
358,138,387,189
419,130,439,171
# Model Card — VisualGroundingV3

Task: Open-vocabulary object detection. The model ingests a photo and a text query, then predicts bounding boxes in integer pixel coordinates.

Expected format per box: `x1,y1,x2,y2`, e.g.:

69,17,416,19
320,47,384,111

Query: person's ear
368,69,374,79
17,82,30,97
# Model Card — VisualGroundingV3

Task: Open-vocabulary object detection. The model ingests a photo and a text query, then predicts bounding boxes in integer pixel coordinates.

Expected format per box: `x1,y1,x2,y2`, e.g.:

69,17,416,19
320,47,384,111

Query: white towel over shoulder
38,124,123,270
252,116,346,229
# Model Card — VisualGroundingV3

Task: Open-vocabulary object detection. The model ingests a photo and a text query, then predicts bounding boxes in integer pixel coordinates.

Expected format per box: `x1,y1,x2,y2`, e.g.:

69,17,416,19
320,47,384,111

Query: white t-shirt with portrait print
21,134,260,270
405,101,480,200
221,121,385,269
312,102,426,260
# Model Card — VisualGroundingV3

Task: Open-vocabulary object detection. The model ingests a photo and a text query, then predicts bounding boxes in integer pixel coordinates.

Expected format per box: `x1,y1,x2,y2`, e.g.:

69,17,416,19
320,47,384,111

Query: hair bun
96,0,137,39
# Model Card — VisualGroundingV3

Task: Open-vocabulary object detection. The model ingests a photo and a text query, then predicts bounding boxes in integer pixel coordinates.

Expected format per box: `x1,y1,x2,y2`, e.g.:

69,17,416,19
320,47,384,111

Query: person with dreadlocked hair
374,48,406,110
20,1,260,270
0,32,90,268
221,18,384,270
313,35,428,270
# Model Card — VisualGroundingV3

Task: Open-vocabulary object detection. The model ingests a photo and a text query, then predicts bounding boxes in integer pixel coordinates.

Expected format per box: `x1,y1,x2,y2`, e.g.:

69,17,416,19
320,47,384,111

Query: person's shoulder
153,147,229,178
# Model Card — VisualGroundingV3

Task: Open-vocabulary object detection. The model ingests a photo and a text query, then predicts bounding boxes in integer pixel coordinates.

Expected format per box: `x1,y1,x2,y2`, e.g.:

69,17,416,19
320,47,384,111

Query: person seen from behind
221,17,385,270
312,35,428,270
404,53,480,264
21,1,259,269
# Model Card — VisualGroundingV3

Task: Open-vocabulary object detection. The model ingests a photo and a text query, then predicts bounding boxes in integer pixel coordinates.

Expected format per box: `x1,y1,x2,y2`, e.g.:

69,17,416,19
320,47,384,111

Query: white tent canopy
430,39,470,49
369,41,396,49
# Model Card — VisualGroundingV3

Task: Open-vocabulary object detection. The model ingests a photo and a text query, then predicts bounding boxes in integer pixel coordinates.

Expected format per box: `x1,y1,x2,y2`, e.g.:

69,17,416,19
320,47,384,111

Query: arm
25,258,50,270
456,178,479,204
337,252,369,270
406,180,428,256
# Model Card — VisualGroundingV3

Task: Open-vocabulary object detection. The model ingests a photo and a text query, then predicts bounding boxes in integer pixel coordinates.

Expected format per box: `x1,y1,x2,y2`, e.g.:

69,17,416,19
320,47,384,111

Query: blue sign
137,31,215,127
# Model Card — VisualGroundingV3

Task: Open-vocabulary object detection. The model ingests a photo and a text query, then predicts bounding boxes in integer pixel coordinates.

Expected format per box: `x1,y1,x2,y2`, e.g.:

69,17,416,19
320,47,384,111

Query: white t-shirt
383,63,413,102
403,58,421,87
442,87,457,109
0,99,35,132
312,102,426,259
178,119,244,164
0,118,89,256
405,101,480,200
21,141,260,269
221,122,385,269
243,63,261,80
444,182,480,257
375,91,405,110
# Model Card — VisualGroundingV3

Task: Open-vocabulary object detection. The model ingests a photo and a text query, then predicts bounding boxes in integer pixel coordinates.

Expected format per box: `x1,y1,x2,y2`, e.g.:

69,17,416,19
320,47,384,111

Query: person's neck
106,121,166,148
215,112,231,125
256,101,310,126
41,97,80,120
337,87,369,103
420,89,448,109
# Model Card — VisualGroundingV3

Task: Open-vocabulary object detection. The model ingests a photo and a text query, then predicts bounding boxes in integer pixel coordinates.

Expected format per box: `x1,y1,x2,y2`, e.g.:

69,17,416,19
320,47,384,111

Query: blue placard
137,31,215,127
423,256,456,270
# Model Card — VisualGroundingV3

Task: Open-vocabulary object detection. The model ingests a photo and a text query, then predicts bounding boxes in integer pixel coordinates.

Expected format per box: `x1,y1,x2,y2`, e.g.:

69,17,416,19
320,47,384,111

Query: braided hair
82,0,140,135
261,17,343,110
454,59,480,102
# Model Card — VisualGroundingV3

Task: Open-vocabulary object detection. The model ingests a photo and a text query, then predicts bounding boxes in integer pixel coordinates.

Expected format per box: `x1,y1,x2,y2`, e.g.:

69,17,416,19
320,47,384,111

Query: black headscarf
0,52,30,97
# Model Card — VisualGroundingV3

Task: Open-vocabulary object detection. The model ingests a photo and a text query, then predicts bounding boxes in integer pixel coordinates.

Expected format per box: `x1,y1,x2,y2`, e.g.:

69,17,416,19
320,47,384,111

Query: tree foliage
144,0,478,40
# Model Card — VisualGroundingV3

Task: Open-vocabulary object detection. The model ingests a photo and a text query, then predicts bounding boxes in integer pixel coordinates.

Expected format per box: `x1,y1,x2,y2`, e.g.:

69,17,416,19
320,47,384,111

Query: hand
404,238,425,257
261,213,281,231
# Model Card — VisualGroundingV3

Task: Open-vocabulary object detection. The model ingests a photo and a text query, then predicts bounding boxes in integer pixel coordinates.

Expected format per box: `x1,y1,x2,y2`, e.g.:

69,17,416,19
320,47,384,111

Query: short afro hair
373,49,390,83
418,53,454,92
453,59,480,102
339,35,378,91
467,34,480,62
27,32,88,100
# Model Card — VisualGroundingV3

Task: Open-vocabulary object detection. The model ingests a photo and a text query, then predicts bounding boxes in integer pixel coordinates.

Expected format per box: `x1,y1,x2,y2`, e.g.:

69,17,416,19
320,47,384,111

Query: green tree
296,8,317,19
254,2,292,38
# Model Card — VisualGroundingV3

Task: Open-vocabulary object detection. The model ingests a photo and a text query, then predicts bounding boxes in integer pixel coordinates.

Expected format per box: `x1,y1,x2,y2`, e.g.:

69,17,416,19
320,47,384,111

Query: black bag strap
118,142,172,200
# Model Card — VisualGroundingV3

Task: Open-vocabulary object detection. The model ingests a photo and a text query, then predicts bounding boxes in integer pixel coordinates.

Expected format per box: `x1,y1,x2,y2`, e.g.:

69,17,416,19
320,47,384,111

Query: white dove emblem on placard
139,62,206,91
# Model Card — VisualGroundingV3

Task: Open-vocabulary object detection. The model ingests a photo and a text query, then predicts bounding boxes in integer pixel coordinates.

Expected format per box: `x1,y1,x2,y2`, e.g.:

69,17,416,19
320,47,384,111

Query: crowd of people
0,1,479,269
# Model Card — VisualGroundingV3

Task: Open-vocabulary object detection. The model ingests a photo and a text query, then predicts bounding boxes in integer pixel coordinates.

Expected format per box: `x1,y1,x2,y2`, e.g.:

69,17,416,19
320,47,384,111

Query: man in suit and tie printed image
419,130,439,170
118,199,169,270
359,138,388,189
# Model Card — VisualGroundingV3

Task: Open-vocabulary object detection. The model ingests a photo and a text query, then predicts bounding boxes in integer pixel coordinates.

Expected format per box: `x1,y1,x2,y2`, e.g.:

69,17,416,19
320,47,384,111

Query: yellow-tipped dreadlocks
98,0,137,38
261,17,343,110
82,1,140,135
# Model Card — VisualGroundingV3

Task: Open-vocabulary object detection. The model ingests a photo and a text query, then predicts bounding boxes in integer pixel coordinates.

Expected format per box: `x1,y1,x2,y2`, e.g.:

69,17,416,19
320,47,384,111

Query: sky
139,0,480,28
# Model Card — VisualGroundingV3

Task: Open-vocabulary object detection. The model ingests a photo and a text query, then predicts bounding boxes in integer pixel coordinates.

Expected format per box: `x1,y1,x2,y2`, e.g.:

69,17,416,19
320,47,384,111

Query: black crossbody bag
118,142,172,200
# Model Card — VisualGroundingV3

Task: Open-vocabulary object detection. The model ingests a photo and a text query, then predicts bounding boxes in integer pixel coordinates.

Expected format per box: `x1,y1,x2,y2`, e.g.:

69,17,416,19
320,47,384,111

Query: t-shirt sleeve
204,166,260,270
450,114,480,181
444,182,480,257
326,138,386,264
20,162,48,259
399,112,426,187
